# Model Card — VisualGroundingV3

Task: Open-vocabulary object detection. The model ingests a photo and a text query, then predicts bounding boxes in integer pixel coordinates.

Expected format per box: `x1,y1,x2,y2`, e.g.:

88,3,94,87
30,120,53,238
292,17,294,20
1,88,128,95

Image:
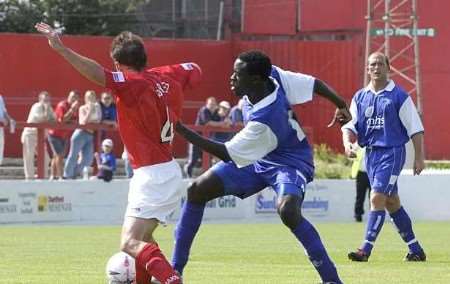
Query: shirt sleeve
273,66,315,105
399,96,424,137
224,121,278,168
341,97,358,134
104,69,137,106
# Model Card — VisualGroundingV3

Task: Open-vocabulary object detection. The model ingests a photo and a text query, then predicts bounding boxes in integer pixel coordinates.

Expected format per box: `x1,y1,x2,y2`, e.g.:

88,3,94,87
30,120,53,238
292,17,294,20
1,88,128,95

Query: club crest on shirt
155,82,170,97
365,106,374,117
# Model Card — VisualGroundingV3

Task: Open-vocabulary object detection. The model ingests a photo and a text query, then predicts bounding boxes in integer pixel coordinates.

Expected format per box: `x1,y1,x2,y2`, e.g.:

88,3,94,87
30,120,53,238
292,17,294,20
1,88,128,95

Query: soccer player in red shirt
35,22,201,284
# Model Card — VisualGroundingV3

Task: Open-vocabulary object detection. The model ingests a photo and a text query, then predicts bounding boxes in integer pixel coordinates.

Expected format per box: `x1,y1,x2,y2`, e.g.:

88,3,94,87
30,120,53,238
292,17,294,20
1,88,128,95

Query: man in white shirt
21,91,56,179
0,93,14,165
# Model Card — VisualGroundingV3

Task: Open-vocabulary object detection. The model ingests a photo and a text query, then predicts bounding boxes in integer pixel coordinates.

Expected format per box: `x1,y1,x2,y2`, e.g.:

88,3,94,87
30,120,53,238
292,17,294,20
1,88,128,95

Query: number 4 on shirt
161,106,174,143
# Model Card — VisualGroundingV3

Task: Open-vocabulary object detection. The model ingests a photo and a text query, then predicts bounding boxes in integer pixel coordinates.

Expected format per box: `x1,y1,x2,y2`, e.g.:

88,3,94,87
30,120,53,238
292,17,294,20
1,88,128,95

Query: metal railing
7,122,245,179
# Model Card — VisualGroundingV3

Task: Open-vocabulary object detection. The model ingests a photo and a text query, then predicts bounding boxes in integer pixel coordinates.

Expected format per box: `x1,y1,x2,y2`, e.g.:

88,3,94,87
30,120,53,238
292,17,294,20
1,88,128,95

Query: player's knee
278,202,302,230
370,192,387,210
186,181,206,204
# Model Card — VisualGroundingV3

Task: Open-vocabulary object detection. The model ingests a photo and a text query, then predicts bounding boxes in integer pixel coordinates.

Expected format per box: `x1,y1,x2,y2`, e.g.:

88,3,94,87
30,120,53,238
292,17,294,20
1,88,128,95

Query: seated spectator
0,92,15,165
212,100,232,143
48,90,80,180
184,96,219,177
93,138,116,182
21,91,55,179
64,90,101,179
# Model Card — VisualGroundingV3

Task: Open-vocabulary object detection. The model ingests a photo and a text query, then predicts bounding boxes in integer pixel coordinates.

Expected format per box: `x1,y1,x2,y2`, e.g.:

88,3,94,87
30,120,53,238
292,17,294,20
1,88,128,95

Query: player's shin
292,218,342,283
361,210,386,255
136,243,181,284
135,261,152,284
390,206,423,253
171,201,205,274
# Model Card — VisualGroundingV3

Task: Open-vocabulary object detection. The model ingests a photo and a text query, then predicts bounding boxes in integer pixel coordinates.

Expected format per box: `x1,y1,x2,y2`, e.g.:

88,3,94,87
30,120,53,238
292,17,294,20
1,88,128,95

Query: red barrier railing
14,122,116,179
186,125,243,171
9,122,312,179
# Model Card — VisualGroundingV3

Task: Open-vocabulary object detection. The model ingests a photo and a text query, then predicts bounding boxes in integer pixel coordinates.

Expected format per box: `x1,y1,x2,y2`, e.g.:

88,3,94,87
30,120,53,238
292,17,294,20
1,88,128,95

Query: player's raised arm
35,22,106,87
313,79,351,126
175,122,232,162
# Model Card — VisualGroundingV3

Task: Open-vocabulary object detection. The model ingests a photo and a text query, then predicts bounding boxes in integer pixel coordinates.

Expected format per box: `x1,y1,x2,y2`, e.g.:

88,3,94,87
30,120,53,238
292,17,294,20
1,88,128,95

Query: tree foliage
0,0,147,35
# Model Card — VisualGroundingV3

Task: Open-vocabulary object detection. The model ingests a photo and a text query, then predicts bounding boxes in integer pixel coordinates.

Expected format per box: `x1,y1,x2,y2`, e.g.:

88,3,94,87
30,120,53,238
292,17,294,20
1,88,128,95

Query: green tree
0,0,47,33
0,0,146,35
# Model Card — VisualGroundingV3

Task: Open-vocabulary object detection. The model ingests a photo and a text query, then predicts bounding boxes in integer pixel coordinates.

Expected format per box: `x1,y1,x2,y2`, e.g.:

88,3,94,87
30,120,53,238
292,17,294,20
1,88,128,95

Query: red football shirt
48,100,78,139
105,63,202,169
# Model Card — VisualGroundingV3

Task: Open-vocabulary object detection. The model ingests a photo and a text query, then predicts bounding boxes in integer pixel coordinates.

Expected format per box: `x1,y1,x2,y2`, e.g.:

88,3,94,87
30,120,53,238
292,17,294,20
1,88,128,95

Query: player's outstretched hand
327,107,352,128
35,22,65,52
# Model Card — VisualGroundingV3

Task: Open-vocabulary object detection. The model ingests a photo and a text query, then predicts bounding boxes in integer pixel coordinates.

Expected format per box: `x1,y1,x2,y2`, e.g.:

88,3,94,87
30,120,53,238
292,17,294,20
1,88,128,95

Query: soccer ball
106,252,136,284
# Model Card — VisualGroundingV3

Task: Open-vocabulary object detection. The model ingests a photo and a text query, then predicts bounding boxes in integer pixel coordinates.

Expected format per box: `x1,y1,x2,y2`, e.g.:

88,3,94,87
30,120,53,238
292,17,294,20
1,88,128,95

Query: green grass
0,222,449,283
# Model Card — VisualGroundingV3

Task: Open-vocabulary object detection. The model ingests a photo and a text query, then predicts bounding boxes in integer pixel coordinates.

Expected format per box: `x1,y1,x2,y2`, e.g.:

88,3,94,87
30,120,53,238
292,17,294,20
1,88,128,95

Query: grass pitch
0,222,449,283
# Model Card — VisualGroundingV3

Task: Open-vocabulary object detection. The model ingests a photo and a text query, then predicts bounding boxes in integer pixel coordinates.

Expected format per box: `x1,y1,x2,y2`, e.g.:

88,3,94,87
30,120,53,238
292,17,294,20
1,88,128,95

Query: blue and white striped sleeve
399,96,424,137
273,66,315,105
224,121,278,168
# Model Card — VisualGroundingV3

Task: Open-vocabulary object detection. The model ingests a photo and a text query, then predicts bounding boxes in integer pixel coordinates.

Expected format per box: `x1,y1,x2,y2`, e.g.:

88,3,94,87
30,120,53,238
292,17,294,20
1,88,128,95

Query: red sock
136,243,181,284
134,261,151,284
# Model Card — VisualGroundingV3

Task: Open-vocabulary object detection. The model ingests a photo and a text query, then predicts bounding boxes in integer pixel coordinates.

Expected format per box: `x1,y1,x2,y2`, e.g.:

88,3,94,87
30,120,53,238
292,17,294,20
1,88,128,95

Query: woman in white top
63,90,101,178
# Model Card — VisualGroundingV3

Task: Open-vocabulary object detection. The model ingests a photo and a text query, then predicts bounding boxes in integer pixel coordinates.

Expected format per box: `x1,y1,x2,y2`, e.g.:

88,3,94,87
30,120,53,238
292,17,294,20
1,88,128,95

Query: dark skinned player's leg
277,185,342,284
172,169,225,274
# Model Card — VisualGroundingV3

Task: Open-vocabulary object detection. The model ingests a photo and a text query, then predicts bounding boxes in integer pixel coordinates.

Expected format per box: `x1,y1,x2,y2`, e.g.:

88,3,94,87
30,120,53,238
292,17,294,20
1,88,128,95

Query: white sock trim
364,240,375,246
407,238,418,246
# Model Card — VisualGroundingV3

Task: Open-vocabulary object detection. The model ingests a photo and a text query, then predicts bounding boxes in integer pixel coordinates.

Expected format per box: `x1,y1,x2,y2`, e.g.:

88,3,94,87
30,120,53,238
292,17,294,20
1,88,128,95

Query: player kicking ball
342,52,426,262
35,22,202,284
172,50,351,284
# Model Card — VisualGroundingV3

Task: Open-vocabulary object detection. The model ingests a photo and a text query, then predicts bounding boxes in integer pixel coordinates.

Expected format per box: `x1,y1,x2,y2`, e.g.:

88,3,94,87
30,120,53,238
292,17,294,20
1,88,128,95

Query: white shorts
125,159,183,224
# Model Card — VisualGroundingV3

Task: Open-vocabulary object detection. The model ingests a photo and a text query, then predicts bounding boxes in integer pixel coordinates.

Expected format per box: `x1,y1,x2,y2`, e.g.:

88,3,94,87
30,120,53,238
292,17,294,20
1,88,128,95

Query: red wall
299,0,366,31
295,0,450,159
243,0,297,35
0,34,234,158
2,0,450,161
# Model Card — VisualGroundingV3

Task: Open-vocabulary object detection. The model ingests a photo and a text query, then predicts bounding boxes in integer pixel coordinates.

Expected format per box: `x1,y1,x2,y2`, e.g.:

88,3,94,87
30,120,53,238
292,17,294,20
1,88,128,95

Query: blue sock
361,210,386,255
171,201,205,274
292,218,342,284
390,206,423,254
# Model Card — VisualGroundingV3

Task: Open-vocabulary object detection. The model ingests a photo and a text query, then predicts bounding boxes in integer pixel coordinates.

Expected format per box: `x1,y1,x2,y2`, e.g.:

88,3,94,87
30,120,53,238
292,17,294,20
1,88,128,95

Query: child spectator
94,138,116,182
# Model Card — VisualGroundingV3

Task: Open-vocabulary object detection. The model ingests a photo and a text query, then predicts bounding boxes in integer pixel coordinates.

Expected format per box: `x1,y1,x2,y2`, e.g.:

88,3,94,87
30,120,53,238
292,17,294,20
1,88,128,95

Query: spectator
0,93,15,165
351,147,370,222
229,98,244,127
48,90,80,180
122,147,133,178
93,138,116,182
64,90,101,179
100,91,117,126
212,100,232,143
21,91,56,179
99,91,117,140
184,96,219,177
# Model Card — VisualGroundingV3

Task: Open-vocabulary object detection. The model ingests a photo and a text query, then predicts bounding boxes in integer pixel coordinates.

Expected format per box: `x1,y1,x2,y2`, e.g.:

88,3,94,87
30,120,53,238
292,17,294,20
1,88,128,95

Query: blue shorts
211,161,311,199
365,145,406,196
48,135,67,156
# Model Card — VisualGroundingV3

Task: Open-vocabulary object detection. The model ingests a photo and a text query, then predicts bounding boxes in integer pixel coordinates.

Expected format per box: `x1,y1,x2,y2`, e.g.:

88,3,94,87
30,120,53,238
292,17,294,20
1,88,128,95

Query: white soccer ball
106,252,136,284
